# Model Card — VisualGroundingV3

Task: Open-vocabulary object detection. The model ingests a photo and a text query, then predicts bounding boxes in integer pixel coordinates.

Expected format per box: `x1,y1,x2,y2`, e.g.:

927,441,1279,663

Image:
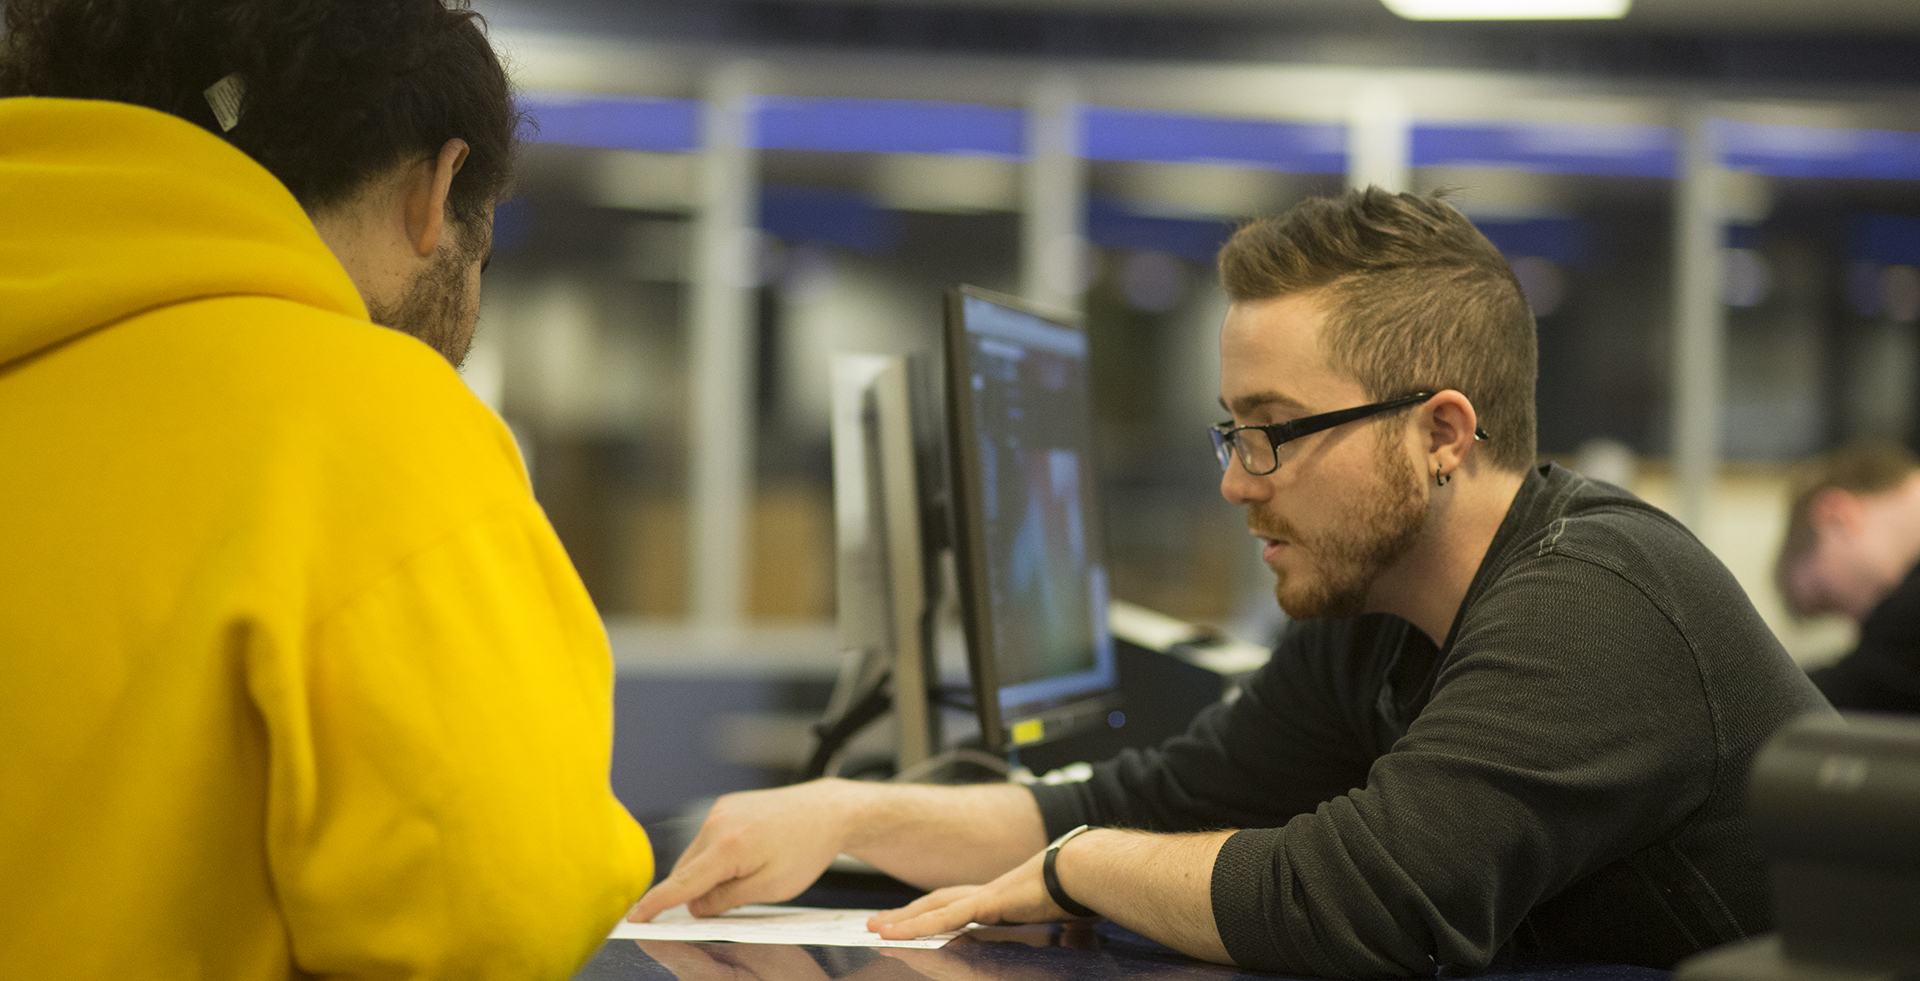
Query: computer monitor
943,285,1119,756
827,353,941,775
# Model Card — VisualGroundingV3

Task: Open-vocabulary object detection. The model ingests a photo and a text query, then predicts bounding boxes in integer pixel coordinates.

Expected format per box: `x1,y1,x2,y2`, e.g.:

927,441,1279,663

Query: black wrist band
1042,824,1099,918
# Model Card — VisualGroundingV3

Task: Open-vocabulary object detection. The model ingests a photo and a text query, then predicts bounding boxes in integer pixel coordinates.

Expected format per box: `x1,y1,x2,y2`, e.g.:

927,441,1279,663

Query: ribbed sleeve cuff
1026,780,1098,841
1212,826,1288,971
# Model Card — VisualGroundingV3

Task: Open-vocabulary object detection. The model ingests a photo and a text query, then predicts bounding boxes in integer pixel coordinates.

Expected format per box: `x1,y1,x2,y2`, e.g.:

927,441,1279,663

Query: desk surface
575,920,1676,981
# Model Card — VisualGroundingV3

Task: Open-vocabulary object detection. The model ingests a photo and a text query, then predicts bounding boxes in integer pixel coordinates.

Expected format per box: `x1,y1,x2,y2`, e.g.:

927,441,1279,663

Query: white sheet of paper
609,904,961,949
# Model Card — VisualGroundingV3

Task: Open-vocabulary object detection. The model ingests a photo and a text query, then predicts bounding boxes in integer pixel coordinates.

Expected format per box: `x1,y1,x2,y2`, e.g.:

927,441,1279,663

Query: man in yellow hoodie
0,1,653,977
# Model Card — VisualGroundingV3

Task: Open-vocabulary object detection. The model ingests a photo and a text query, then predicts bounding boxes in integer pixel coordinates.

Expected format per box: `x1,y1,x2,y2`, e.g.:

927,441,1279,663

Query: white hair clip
203,73,247,132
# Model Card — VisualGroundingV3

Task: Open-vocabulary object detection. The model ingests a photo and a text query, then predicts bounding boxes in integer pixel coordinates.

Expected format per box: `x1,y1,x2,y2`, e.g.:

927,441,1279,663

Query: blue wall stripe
1086,197,1235,265
1413,122,1677,179
1082,106,1346,173
517,92,1920,191
1472,217,1590,265
1849,214,1920,266
521,93,701,153
1718,121,1920,181
760,186,900,253
753,96,1024,157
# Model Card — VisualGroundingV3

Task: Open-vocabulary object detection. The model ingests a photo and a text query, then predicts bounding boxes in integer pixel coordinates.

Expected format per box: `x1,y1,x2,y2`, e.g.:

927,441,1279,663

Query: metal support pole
688,64,759,629
1672,105,1726,533
1022,74,1086,316
1347,81,1411,194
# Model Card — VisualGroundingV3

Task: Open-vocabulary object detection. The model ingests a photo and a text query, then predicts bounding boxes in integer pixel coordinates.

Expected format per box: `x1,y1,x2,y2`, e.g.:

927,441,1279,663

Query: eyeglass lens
1212,427,1278,475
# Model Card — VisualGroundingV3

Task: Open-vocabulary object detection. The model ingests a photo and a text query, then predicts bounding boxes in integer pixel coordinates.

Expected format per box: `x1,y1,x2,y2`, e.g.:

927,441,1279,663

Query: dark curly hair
0,0,519,227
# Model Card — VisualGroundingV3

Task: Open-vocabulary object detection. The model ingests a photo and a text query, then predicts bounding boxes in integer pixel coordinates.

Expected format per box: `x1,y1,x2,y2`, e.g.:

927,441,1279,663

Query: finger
626,879,697,923
664,839,703,878
664,792,751,878
892,886,977,918
628,868,708,921
868,886,977,931
872,888,987,938
629,847,751,922
874,899,983,940
683,875,758,919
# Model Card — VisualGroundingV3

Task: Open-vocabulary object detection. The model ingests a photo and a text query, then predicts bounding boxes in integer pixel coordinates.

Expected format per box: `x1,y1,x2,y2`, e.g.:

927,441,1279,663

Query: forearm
1055,828,1232,964
840,779,1048,888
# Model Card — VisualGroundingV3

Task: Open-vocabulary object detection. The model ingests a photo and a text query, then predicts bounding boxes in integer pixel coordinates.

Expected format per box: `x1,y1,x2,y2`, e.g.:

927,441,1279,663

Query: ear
402,138,471,258
1418,389,1479,481
1808,487,1866,536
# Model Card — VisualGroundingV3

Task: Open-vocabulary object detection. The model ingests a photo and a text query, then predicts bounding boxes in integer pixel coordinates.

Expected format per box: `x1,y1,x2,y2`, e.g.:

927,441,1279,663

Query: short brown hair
1776,442,1919,614
1217,188,1538,472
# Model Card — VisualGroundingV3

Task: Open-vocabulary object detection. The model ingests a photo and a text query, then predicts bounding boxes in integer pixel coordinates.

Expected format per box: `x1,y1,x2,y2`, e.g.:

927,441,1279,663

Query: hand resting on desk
627,782,853,921
867,846,1073,940
872,827,1231,965
627,778,1047,924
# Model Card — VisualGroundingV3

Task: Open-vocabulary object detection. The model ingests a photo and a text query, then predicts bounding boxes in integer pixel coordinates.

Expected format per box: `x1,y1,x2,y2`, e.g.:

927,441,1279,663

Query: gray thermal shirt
1030,462,1831,978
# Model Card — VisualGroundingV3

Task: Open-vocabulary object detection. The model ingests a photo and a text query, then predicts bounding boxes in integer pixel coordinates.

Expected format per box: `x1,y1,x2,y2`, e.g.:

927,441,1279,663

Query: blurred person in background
0,1,651,977
632,190,1828,978
1777,443,1920,713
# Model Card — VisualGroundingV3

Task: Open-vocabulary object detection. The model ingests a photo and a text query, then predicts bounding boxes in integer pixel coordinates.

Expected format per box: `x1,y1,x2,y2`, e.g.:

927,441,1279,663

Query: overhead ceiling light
1382,0,1630,20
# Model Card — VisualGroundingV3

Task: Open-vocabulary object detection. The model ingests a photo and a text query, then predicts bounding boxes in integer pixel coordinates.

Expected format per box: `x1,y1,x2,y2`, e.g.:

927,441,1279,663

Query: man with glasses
631,189,1828,977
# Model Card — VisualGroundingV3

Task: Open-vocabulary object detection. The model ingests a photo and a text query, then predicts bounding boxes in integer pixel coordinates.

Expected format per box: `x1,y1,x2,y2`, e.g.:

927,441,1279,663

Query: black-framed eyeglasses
1210,392,1489,476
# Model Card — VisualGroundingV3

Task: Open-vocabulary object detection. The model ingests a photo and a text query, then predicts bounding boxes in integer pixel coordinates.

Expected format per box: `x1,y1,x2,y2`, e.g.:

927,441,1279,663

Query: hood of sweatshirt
0,97,366,370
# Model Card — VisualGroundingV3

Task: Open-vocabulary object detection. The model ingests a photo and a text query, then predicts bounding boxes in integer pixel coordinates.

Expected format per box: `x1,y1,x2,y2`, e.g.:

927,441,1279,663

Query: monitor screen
944,286,1117,753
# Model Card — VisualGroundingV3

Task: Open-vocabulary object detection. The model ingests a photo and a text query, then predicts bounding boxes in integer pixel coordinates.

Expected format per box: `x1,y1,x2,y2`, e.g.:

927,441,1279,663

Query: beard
1253,432,1429,621
368,236,479,368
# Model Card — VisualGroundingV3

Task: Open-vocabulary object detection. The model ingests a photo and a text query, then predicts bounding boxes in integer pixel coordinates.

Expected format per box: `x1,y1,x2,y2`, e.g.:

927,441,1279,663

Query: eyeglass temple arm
1221,394,1491,443
1272,392,1434,443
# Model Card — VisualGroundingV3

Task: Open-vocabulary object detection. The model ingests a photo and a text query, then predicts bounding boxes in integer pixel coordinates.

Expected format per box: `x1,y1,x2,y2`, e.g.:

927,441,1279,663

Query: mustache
1247,509,1298,542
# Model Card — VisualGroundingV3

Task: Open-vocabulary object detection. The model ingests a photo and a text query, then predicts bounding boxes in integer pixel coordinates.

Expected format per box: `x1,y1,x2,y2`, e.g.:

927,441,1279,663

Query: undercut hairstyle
1218,188,1539,472
1776,442,1919,616
0,0,518,228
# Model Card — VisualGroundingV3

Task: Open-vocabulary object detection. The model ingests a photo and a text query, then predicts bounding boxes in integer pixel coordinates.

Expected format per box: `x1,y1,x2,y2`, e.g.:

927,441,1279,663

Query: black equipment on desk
821,351,947,779
1675,712,1920,981
941,285,1120,757
814,286,1137,779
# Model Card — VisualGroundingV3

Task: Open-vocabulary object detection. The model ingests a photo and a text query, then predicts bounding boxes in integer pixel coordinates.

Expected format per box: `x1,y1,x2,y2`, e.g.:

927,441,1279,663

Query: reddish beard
1252,431,1429,620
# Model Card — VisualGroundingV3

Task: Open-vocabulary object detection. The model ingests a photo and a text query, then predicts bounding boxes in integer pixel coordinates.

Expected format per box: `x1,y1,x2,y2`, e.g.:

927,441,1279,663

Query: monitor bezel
942,284,1119,756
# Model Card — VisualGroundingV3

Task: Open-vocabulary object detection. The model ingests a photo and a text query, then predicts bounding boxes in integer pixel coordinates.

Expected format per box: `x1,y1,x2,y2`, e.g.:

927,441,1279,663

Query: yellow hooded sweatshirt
0,99,652,978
